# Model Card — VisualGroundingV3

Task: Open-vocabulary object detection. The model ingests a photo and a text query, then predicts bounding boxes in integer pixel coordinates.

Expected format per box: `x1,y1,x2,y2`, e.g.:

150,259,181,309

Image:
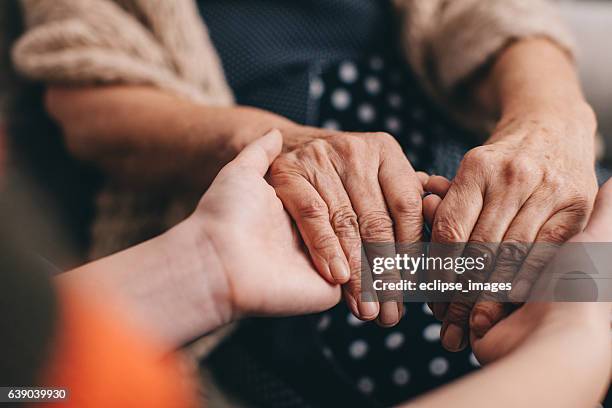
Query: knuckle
464,242,496,269
371,132,401,150
359,211,394,241
432,215,465,243
372,131,394,143
504,157,537,184
498,241,530,263
391,194,422,220
445,301,472,325
310,232,339,254
519,246,557,282
330,206,360,238
564,193,592,218
463,146,492,167
471,301,505,322
297,198,328,220
540,222,578,244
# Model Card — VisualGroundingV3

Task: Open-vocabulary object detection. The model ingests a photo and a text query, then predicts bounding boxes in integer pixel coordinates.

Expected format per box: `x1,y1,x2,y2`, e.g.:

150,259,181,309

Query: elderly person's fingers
376,148,425,325
423,175,451,226
441,181,536,350
509,206,588,302
425,176,452,198
416,171,430,187
309,167,380,320
423,194,442,227
341,152,409,326
271,174,350,285
429,174,483,321
469,190,554,336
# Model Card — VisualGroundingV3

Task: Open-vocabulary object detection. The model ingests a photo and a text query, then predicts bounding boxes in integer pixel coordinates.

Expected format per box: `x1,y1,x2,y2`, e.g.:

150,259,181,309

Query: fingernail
471,312,492,337
359,301,379,320
442,324,465,351
330,257,350,283
378,302,400,326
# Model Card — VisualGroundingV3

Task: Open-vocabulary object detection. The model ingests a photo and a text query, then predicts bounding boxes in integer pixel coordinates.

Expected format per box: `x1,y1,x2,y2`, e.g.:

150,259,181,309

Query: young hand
190,129,341,323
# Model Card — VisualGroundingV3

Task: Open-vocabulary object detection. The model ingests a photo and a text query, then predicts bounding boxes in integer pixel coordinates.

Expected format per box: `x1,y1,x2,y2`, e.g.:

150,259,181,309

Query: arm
45,86,294,188
56,219,229,348
49,83,426,326
56,131,341,349
431,38,599,350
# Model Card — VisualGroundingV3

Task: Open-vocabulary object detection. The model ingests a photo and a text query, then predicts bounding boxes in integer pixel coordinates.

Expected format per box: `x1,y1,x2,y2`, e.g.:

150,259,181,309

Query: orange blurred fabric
36,288,198,408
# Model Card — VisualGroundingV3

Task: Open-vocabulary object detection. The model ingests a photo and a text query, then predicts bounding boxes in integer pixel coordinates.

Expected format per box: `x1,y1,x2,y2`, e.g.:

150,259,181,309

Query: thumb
229,129,283,176
583,179,612,240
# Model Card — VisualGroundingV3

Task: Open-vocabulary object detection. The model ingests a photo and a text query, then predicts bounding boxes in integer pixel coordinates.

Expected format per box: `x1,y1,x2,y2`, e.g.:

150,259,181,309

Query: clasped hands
190,112,603,364
266,112,597,350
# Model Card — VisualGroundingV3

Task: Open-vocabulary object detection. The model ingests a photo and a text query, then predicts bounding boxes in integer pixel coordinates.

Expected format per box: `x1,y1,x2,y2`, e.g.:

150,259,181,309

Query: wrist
223,107,297,156
160,218,235,335
489,100,597,149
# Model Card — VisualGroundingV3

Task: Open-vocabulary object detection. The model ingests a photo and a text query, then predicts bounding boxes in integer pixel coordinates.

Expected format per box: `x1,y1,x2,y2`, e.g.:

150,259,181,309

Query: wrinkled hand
425,179,612,363
472,181,612,363
193,130,341,321
428,113,598,351
270,126,426,326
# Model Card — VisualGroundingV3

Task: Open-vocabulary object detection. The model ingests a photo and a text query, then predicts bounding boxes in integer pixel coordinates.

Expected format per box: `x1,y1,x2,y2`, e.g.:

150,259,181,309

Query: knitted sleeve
394,0,576,131
12,0,233,105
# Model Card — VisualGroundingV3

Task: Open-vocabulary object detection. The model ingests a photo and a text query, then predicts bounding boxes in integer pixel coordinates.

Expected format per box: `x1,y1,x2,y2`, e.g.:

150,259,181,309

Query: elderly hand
192,130,341,322
424,179,611,364
471,180,612,364
270,125,426,326
428,107,598,351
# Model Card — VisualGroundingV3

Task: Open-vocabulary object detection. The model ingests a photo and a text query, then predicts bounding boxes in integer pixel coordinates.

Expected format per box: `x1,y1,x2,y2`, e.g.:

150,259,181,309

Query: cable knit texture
12,0,575,259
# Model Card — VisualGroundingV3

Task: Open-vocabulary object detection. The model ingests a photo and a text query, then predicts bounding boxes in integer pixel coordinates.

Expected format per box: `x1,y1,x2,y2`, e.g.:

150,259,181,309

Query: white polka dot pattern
349,339,369,359
429,357,450,377
339,61,359,83
316,314,331,331
423,323,441,342
391,367,411,386
357,377,375,394
385,332,405,350
357,103,376,123
364,76,382,95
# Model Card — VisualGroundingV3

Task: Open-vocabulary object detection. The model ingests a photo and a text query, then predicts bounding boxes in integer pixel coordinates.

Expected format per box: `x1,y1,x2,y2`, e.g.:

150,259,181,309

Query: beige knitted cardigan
12,0,574,259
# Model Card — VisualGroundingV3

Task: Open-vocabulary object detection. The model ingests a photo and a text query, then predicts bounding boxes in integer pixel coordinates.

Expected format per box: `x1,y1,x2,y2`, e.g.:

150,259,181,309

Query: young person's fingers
227,129,283,176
